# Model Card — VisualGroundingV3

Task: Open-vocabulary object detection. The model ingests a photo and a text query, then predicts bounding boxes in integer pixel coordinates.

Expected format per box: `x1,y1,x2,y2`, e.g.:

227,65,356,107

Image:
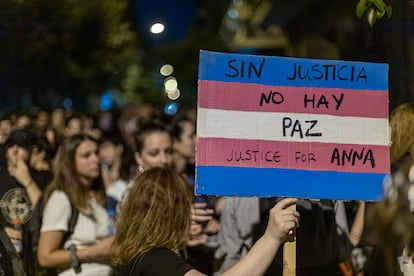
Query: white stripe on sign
197,108,389,146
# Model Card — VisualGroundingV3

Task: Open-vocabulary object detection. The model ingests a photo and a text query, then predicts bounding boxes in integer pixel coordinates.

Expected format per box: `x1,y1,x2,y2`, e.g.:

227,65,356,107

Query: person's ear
134,151,143,167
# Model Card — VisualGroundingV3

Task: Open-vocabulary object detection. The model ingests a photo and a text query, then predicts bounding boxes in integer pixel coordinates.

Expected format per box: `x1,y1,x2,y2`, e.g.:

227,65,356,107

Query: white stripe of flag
197,108,389,146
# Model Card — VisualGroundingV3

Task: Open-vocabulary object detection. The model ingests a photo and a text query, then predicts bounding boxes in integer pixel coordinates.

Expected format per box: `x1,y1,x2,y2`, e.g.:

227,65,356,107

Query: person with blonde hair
349,102,414,275
111,167,300,276
124,120,213,247
389,102,414,166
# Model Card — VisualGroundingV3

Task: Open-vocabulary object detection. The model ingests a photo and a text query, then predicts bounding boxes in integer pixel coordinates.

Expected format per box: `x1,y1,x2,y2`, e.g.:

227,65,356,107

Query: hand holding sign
264,198,299,244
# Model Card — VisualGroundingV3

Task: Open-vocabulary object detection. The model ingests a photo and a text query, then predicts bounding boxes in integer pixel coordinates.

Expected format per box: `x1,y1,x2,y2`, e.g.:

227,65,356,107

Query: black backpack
0,225,26,276
23,195,79,276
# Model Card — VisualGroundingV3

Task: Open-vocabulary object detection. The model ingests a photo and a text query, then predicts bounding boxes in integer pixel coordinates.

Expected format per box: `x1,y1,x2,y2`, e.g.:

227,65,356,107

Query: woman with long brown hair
38,134,113,275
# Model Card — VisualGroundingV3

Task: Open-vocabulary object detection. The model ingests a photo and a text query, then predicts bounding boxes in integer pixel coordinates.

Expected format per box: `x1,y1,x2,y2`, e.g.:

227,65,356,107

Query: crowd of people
0,102,412,276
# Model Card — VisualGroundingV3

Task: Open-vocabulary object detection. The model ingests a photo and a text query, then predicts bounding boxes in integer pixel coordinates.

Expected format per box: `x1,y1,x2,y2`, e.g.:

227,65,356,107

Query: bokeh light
160,64,174,76
100,91,113,111
63,98,73,110
167,88,180,100
150,22,165,34
164,102,178,115
164,77,178,92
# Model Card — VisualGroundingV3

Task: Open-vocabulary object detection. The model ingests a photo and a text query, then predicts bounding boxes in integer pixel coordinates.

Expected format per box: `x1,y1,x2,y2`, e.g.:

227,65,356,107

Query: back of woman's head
367,168,414,275
111,167,192,266
390,102,414,164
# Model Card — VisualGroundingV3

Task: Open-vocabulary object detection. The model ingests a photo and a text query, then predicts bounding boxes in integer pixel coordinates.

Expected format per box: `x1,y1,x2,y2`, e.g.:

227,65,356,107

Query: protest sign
196,50,389,200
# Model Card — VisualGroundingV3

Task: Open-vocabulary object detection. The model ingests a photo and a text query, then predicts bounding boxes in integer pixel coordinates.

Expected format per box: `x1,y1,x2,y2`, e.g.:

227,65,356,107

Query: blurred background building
0,0,413,115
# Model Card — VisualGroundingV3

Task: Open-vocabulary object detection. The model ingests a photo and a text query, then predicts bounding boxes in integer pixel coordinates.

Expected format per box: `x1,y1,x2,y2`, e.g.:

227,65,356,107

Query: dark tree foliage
0,0,146,110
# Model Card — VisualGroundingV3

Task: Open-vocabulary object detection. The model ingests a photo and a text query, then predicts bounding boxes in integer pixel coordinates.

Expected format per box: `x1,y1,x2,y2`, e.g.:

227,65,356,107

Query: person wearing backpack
0,128,53,275
38,134,114,275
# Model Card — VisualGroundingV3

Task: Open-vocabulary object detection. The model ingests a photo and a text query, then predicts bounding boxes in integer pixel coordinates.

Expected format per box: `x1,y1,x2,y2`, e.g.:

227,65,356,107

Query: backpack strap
23,195,79,275
46,204,79,276
62,205,79,243
0,225,26,276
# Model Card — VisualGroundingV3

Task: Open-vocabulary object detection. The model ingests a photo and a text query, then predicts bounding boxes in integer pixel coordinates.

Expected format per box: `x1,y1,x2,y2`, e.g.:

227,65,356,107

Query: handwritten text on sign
196,50,389,200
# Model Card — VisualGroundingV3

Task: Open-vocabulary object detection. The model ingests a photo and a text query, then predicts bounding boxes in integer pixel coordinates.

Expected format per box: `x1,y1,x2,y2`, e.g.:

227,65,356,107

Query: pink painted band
198,80,388,118
196,137,390,174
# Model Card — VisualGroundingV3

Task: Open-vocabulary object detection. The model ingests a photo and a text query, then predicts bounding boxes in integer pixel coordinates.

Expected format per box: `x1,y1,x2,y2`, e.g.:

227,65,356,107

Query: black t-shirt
255,198,339,275
115,247,194,276
0,164,52,228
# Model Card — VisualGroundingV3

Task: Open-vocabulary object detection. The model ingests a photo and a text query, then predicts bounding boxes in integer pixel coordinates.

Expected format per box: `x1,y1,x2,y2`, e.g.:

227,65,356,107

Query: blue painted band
195,165,388,201
199,50,388,91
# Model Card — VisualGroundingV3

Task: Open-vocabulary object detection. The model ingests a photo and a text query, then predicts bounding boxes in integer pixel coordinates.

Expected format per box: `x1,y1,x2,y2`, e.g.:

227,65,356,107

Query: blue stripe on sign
195,166,388,201
198,50,388,91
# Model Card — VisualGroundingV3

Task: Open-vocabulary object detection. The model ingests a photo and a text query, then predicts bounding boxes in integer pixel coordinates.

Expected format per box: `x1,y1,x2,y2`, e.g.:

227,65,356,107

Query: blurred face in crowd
7,144,30,164
36,111,49,130
51,108,65,129
75,139,100,186
134,132,173,170
173,120,196,160
15,115,31,130
65,117,82,137
99,141,122,166
0,119,12,143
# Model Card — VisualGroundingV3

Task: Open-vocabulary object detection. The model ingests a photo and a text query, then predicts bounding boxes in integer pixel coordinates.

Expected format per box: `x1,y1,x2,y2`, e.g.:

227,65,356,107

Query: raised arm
185,198,300,276
8,157,42,205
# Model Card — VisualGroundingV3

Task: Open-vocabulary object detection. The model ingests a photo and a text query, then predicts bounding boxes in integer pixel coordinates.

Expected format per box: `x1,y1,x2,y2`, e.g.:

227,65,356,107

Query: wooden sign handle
283,203,296,276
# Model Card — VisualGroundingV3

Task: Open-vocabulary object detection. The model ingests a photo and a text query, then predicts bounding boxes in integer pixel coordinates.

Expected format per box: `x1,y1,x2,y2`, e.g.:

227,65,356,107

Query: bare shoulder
184,269,206,276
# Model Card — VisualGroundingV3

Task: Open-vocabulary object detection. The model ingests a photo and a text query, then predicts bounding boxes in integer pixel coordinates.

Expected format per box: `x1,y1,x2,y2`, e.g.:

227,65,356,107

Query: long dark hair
44,134,106,215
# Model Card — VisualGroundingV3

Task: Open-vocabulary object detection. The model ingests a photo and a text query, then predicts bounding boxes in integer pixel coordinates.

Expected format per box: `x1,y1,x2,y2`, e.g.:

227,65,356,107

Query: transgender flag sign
195,50,390,201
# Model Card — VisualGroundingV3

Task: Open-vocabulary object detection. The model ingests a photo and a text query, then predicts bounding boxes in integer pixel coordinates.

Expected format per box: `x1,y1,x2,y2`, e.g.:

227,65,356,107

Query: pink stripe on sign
198,80,388,118
196,137,390,174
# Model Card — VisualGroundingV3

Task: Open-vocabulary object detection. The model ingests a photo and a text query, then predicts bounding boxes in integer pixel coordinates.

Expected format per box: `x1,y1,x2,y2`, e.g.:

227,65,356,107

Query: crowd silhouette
0,103,411,275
